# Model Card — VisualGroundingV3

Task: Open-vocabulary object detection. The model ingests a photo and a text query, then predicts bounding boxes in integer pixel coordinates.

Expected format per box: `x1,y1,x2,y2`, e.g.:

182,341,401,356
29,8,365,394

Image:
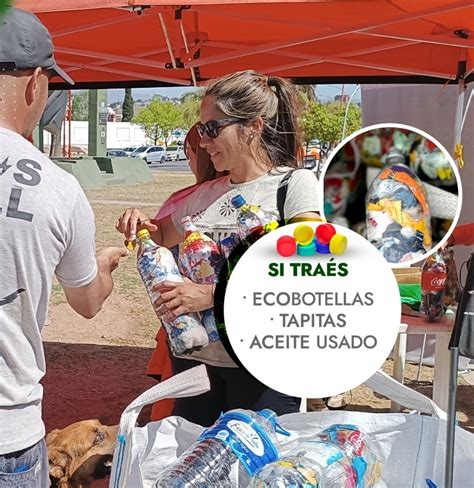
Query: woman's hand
115,208,157,241
153,279,214,320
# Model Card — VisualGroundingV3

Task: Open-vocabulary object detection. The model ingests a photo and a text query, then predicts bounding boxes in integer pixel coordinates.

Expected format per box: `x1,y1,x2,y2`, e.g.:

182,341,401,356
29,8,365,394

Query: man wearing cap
0,8,127,486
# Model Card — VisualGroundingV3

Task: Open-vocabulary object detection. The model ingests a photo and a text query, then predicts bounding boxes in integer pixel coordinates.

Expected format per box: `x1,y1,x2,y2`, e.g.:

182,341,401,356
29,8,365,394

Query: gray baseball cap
0,7,74,84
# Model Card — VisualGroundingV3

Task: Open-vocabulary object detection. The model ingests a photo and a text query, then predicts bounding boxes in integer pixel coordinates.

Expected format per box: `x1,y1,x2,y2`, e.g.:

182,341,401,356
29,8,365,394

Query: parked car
122,146,138,156
165,146,186,162
106,149,128,157
130,145,166,164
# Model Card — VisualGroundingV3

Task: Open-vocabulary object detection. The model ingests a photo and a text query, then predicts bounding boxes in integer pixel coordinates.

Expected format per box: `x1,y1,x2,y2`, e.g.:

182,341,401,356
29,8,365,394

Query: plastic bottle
136,229,209,355
230,194,279,243
366,152,431,263
178,216,223,342
155,409,289,488
317,424,383,487
251,440,357,487
420,251,447,322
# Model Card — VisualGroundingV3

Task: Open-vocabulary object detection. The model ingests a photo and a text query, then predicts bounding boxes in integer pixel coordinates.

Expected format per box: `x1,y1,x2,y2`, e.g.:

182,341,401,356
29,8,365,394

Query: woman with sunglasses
116,123,225,421
117,70,319,426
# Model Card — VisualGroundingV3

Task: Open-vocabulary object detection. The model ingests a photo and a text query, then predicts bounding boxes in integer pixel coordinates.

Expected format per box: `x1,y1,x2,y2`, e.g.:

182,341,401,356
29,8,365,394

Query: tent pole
453,63,466,154
445,346,459,488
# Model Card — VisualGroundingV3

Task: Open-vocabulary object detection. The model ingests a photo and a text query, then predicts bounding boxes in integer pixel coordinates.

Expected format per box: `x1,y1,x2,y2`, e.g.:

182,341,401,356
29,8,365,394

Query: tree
122,88,134,122
71,91,88,121
180,92,201,129
300,101,361,148
132,99,183,146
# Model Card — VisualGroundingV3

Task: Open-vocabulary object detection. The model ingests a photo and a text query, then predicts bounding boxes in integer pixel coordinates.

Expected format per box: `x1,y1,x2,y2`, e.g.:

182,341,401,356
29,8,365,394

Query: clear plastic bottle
178,216,223,342
155,409,289,488
136,229,209,355
366,157,431,263
420,251,447,322
317,424,383,487
230,194,279,243
251,440,357,487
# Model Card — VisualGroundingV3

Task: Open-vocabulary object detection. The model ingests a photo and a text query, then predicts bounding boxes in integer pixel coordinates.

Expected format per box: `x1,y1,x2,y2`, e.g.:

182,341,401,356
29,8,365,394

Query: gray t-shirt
171,168,319,368
0,128,97,454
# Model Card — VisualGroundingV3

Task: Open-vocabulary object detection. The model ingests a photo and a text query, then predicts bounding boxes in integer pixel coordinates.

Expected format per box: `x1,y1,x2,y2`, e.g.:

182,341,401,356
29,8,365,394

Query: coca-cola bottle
420,251,447,322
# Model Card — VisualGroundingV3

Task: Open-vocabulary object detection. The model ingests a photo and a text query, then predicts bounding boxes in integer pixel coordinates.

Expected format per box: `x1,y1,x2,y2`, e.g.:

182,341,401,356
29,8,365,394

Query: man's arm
62,247,127,319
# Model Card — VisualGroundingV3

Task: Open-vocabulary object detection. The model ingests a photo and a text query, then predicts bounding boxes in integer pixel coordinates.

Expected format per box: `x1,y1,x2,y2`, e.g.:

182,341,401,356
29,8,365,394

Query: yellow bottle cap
137,229,151,240
293,224,314,246
329,234,348,255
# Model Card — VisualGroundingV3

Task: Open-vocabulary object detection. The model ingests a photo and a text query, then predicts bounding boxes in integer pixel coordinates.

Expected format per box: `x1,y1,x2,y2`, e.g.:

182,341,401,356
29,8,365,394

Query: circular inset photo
319,123,462,266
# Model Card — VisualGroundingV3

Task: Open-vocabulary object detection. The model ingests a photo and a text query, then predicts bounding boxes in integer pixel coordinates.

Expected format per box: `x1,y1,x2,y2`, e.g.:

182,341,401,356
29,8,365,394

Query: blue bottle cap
297,242,316,256
316,240,330,254
231,194,246,209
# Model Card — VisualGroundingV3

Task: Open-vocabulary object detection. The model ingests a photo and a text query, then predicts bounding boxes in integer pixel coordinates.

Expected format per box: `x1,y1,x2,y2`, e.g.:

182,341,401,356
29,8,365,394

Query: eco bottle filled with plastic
178,216,223,342
230,194,279,244
136,229,208,355
366,148,431,263
155,409,289,487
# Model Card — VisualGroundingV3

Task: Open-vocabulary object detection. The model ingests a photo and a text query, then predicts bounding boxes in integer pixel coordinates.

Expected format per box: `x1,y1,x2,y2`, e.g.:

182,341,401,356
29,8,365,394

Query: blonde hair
204,70,302,169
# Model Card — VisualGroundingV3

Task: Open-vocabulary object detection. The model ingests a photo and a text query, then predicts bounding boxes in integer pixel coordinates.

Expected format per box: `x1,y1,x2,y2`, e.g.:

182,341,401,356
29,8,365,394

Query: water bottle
155,409,289,487
230,194,279,243
317,424,382,487
420,251,447,322
136,229,209,355
366,156,431,263
251,440,357,487
178,216,223,342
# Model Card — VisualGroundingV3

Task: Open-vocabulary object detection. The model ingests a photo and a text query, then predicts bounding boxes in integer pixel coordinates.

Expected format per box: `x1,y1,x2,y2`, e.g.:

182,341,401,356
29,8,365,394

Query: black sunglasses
196,117,246,139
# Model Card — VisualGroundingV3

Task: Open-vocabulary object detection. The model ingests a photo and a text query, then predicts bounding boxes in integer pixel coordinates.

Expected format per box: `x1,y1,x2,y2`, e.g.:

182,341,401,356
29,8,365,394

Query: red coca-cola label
422,271,446,291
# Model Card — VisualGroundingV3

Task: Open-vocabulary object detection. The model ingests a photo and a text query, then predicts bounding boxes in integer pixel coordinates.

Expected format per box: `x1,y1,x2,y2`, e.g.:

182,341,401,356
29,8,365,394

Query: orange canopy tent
14,0,474,89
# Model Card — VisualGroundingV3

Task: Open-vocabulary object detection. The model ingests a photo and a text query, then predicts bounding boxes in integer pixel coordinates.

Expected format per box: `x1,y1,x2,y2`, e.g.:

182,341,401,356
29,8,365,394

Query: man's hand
115,208,157,241
153,279,214,320
97,246,129,273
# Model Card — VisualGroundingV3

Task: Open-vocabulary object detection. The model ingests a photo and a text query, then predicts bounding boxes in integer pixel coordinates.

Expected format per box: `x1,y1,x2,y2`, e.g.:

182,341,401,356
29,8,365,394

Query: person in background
117,70,320,427
0,8,127,487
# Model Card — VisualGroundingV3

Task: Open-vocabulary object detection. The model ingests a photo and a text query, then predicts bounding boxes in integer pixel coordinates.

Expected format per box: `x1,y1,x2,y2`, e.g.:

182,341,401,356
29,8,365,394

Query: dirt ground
40,172,473,485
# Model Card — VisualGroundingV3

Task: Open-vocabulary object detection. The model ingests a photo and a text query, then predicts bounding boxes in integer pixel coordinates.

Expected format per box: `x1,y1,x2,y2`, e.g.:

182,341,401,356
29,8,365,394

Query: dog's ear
46,429,61,445
48,447,72,483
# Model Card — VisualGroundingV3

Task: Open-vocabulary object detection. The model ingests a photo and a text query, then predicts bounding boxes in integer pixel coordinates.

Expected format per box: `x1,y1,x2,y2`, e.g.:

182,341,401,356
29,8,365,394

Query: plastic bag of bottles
155,409,289,488
366,163,431,263
136,229,209,355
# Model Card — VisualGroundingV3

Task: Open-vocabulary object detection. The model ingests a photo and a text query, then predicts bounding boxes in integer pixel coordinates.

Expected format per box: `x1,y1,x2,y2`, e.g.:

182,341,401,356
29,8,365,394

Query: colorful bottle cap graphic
329,234,348,255
297,242,317,257
315,223,336,245
293,224,314,246
276,236,297,257
316,240,330,254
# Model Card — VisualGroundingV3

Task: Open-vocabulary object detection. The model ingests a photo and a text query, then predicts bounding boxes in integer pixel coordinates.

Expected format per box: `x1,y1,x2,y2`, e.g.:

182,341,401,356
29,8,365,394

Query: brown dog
47,419,118,488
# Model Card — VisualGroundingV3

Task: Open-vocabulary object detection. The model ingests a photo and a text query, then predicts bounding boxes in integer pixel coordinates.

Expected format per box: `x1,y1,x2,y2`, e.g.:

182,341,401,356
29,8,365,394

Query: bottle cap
136,229,151,240
316,240,330,254
315,223,336,244
297,242,316,256
329,234,348,255
276,236,296,257
293,224,314,246
230,194,246,209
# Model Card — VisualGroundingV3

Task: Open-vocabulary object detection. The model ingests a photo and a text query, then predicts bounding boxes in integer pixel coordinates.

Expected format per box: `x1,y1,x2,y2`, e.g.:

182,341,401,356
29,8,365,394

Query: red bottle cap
276,236,296,257
316,223,336,244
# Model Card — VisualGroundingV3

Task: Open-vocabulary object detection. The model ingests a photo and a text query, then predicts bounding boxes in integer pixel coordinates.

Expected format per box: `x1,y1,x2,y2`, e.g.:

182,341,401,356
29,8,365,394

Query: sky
106,84,361,104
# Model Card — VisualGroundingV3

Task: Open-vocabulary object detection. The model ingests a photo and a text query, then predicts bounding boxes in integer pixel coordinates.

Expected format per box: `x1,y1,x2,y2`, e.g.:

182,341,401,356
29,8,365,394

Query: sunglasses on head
196,117,247,139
